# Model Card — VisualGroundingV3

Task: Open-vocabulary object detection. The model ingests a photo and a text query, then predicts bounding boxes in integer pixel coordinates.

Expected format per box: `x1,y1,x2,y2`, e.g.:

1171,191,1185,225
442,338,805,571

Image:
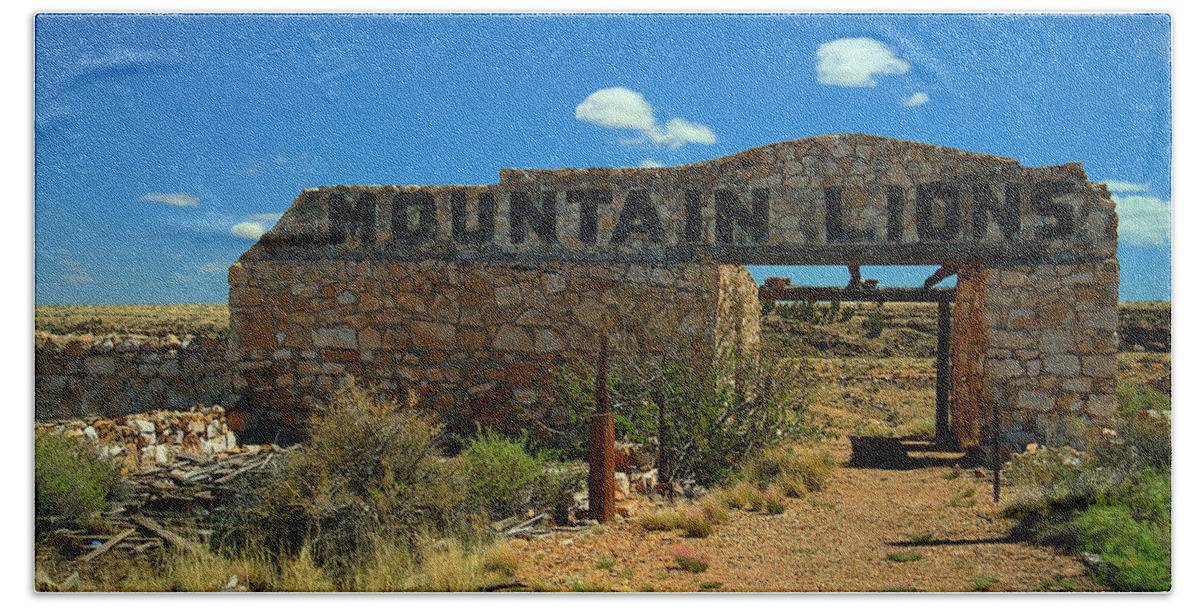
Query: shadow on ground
846,436,989,470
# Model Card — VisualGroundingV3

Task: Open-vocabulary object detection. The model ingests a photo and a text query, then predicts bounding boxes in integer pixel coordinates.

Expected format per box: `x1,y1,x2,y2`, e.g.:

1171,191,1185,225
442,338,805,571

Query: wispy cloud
197,262,227,273
1113,192,1171,246
638,159,665,168
903,92,930,107
59,259,95,282
576,87,716,150
142,192,199,208
1103,180,1150,193
247,212,284,221
816,38,910,87
231,221,266,240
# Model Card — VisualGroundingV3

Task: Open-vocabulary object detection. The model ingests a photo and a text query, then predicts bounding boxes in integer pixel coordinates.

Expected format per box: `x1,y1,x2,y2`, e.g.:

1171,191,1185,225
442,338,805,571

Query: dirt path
510,438,1101,592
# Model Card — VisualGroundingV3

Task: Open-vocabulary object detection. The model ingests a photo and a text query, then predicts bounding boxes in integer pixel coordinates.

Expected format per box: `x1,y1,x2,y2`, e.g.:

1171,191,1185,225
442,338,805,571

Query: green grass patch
886,552,922,563
972,575,998,591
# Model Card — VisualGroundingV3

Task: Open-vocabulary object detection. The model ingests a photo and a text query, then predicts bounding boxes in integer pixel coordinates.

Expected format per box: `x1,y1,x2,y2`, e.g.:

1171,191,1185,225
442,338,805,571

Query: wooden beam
759,286,956,303
935,301,953,447
77,527,135,563
131,514,206,556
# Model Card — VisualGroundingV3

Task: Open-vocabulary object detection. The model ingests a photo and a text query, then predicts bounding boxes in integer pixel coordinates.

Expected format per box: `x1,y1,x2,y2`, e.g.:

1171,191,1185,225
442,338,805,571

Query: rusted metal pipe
993,390,1001,503
588,335,615,522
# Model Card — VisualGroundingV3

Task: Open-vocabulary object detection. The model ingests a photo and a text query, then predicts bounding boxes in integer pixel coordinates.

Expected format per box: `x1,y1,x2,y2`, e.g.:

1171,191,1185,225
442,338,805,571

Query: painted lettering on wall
303,177,1078,252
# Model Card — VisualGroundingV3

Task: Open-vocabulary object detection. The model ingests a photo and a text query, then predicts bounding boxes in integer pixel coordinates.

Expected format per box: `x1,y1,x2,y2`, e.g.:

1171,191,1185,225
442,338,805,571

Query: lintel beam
758,285,956,303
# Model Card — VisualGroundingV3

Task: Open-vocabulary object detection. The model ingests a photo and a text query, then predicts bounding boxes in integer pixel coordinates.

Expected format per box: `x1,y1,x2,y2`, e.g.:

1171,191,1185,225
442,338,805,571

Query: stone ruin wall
35,333,227,421
228,258,759,441
221,133,1120,449
983,259,1120,448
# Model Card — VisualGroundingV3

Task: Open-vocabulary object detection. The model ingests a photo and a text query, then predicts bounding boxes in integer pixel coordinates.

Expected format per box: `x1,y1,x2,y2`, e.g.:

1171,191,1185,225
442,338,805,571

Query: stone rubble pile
35,405,243,473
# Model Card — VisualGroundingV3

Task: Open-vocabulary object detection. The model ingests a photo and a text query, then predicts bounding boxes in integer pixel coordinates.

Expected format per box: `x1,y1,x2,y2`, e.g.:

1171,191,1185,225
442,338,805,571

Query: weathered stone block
313,326,357,349
492,325,533,352
411,321,456,351
1088,394,1117,418
84,356,116,375
1043,355,1080,375
1018,390,1054,412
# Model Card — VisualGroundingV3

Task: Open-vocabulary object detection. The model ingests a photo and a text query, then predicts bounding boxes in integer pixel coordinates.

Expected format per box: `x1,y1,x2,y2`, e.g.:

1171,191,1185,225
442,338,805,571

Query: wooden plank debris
77,528,135,563
131,514,205,556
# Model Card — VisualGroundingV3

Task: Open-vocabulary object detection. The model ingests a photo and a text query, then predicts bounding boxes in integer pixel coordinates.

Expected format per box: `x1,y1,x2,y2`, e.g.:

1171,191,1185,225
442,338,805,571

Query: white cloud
197,262,227,273
646,118,717,149
903,92,930,107
1114,193,1171,246
142,192,199,208
576,87,716,150
816,38,910,87
231,221,265,240
1103,180,1150,193
638,159,665,168
247,212,284,221
575,87,656,130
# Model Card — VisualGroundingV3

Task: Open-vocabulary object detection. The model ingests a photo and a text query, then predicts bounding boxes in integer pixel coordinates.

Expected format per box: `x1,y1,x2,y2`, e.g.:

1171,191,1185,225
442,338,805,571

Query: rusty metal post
935,300,953,448
993,391,1001,503
588,335,615,522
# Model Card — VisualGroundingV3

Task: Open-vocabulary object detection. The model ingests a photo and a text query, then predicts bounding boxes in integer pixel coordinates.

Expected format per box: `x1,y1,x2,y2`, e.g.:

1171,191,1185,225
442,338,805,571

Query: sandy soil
510,438,1101,593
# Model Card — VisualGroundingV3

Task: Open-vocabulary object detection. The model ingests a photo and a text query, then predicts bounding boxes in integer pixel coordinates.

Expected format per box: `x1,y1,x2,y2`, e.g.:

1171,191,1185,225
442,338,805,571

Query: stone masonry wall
984,258,1120,448
228,259,760,441
34,333,227,421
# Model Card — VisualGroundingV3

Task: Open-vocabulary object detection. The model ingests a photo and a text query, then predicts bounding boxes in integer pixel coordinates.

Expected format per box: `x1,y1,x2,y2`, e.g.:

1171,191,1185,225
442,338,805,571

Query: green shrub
863,311,884,339
462,429,541,520
740,446,836,497
35,432,117,523
248,382,469,579
1073,504,1170,591
461,428,583,521
677,509,714,538
548,350,808,486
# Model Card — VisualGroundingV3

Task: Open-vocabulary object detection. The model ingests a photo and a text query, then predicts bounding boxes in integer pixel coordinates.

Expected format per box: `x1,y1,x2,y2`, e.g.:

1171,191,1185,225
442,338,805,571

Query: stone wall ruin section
227,258,759,440
228,133,1120,448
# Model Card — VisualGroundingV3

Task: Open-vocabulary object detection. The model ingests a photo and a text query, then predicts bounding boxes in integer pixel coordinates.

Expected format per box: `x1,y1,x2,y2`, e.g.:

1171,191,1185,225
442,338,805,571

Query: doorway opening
753,264,969,467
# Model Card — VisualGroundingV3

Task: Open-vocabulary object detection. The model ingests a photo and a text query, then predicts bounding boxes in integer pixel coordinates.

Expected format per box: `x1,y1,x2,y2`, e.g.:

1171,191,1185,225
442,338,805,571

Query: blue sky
33,13,1172,304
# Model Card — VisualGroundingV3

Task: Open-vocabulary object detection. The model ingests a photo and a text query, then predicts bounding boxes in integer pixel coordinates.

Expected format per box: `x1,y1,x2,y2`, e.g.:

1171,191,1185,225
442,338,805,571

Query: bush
462,428,583,521
35,432,117,523
462,429,541,520
549,351,808,486
248,381,469,579
863,311,884,338
1073,504,1170,591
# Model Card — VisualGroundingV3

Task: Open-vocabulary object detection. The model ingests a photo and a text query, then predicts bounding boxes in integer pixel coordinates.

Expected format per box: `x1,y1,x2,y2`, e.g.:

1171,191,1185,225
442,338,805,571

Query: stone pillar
983,258,1119,449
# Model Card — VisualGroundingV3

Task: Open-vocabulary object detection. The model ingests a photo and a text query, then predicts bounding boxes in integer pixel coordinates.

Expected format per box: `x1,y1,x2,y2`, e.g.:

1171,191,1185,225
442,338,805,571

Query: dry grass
637,503,726,538
106,534,518,592
35,304,229,336
713,480,767,511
